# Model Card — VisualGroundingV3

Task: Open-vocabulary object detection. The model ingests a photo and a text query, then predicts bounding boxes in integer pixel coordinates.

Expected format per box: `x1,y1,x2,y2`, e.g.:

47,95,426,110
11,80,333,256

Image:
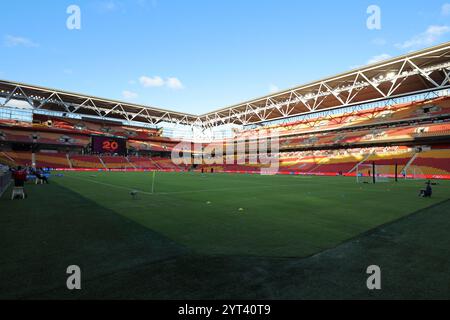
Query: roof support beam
3,42,450,129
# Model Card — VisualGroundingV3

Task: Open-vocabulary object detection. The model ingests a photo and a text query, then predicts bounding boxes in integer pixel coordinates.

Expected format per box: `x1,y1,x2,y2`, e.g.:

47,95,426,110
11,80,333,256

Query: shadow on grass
1,181,449,299
0,181,188,299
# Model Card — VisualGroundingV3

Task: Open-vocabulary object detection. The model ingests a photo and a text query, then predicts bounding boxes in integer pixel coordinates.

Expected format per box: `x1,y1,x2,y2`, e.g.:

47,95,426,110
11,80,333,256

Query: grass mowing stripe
66,175,155,195
53,171,450,257
66,174,319,196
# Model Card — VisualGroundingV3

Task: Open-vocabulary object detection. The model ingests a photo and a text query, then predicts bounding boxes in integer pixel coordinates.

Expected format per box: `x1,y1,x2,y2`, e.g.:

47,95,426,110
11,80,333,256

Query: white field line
64,175,313,196
66,176,155,195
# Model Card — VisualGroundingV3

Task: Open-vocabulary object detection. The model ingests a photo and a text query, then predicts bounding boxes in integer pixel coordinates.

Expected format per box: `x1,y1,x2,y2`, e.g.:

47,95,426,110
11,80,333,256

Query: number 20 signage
102,140,119,152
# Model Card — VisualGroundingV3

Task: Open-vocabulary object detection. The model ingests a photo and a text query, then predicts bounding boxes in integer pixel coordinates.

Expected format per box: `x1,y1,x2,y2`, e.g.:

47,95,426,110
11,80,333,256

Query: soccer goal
403,165,426,180
356,163,395,183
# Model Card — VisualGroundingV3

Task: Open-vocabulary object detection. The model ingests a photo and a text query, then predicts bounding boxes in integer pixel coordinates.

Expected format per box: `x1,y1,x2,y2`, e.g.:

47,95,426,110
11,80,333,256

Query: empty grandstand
1,94,449,178
1,23,450,302
1,43,450,181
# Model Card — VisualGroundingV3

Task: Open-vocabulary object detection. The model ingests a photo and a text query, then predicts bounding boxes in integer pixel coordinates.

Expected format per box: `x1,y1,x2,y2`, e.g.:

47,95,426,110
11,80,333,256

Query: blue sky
1,0,450,114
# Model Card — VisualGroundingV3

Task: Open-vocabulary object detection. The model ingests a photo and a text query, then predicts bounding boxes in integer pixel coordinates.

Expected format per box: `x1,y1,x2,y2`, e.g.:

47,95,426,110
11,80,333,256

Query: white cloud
367,53,391,65
139,76,165,88
139,75,184,90
4,35,39,48
122,90,138,100
269,84,279,93
395,25,450,49
166,77,184,90
442,3,450,16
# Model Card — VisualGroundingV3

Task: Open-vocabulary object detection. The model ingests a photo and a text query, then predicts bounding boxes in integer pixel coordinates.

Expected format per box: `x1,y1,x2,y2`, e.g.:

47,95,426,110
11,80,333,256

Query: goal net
356,163,394,183
403,165,426,180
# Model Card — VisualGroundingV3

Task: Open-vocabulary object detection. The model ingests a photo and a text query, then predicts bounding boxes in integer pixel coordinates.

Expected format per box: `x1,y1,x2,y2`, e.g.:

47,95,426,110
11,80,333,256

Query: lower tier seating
70,155,104,169
101,156,134,169
408,148,450,176
36,153,71,168
1,146,449,178
128,156,160,169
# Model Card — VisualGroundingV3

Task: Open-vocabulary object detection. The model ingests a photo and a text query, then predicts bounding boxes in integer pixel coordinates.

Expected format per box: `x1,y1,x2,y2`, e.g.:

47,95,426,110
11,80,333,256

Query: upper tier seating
128,139,177,152
237,96,450,138
32,115,162,140
274,122,450,150
0,128,90,146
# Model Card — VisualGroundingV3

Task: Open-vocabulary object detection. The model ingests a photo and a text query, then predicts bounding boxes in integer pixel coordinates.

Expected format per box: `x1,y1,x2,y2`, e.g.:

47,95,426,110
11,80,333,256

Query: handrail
0,170,12,197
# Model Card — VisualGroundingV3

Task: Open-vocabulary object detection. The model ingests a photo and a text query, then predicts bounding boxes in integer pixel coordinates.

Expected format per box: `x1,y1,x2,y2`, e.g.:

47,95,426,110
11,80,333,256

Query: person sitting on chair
11,166,27,199
36,168,49,184
419,181,433,198
12,166,27,188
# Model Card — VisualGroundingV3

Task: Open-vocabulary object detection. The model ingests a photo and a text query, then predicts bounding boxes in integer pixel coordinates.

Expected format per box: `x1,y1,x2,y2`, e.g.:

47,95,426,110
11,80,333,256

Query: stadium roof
200,41,450,127
0,80,199,126
2,42,450,128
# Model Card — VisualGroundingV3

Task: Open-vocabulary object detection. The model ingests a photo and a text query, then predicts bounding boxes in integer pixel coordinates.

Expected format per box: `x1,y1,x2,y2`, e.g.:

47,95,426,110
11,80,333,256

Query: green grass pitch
1,171,450,299
48,171,450,257
24,172,450,257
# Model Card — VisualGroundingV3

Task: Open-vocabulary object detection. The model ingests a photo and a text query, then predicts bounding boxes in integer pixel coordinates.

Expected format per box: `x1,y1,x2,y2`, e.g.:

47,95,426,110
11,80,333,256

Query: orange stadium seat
101,156,134,169
128,156,160,169
70,155,104,169
35,153,71,168
408,148,450,176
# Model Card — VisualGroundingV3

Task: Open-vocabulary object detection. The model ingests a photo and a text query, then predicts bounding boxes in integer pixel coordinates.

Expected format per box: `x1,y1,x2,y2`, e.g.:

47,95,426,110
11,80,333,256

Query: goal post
356,162,398,183
356,163,374,184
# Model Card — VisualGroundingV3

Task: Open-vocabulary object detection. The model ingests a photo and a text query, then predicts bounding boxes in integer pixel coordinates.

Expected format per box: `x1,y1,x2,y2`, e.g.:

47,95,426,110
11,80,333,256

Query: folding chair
11,187,26,200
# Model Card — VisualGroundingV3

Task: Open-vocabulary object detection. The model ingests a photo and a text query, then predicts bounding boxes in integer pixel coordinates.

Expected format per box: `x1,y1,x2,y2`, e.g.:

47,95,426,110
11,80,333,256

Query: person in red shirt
12,166,27,187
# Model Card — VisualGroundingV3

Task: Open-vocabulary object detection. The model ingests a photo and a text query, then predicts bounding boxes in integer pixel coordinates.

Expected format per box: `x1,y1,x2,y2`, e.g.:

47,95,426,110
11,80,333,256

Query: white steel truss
0,81,198,126
2,42,450,129
199,42,450,127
